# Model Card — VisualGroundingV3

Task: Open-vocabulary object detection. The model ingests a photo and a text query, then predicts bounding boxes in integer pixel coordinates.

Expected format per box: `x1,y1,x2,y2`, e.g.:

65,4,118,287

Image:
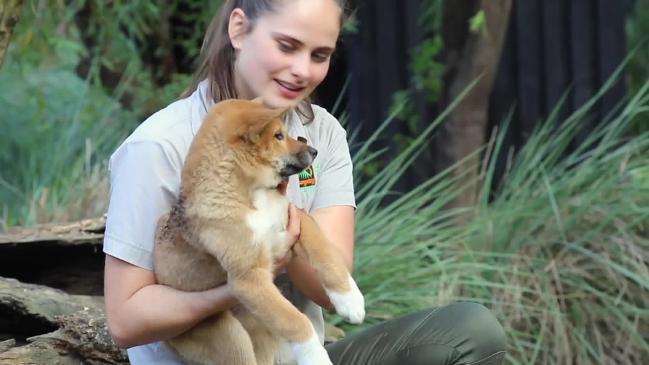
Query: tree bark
0,0,23,69
435,0,512,220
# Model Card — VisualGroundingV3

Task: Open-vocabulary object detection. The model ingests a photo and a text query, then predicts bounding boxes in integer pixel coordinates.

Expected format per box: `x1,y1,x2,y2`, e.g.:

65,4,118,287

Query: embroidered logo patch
299,165,316,190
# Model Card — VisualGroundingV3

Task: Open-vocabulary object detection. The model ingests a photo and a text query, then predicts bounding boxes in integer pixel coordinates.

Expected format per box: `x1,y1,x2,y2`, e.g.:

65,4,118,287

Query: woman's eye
278,41,295,53
275,132,284,140
312,52,330,63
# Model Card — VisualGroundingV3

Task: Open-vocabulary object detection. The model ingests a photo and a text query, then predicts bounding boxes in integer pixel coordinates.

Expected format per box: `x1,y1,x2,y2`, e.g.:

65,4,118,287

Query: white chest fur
246,189,290,253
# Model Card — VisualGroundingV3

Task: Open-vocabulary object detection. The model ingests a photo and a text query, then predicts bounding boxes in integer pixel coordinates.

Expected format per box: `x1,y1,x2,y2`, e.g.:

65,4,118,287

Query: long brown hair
183,0,348,123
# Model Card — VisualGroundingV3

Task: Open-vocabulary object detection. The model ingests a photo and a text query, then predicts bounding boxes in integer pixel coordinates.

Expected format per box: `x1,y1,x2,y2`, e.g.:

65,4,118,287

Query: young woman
103,0,507,364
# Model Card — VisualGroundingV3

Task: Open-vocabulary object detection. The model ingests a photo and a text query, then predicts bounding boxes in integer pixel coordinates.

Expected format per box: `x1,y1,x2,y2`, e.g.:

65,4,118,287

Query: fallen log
0,218,106,296
0,277,127,364
0,340,82,365
0,277,103,324
0,218,113,364
0,217,105,247
0,340,14,353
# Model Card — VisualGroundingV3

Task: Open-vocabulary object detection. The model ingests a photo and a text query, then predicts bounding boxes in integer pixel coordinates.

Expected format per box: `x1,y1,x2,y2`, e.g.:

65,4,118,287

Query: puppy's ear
248,98,290,121
234,104,287,143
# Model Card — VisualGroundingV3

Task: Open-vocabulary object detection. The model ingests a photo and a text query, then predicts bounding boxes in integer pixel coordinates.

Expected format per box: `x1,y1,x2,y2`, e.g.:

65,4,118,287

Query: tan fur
153,100,363,365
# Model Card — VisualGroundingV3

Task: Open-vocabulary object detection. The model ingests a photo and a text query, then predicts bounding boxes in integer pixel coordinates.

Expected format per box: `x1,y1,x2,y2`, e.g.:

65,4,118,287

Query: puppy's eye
275,132,284,140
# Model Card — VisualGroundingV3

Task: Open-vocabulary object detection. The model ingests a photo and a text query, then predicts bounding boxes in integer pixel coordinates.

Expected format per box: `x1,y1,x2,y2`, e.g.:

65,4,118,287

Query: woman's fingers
286,203,301,248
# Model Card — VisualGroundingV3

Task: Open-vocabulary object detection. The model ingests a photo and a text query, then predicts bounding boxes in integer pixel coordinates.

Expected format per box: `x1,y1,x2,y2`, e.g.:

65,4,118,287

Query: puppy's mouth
280,163,307,177
279,148,317,177
277,143,317,178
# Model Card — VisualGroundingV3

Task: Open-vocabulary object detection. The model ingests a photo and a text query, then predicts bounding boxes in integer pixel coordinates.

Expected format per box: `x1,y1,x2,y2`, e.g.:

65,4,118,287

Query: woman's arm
103,255,238,348
285,205,355,308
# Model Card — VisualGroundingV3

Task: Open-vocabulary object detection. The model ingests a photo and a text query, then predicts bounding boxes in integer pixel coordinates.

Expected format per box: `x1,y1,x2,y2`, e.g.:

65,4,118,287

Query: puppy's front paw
326,275,365,324
290,334,332,365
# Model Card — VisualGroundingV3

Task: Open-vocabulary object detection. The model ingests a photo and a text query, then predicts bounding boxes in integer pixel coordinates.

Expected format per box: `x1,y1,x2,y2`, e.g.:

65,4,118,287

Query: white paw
326,275,365,324
290,334,332,365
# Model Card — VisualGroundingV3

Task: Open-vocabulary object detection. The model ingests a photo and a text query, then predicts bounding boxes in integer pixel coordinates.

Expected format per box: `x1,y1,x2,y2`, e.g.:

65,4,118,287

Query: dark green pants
325,302,506,365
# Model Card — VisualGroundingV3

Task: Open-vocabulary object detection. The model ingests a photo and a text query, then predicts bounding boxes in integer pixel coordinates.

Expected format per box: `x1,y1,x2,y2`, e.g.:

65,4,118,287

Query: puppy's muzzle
280,139,318,177
305,146,317,160
298,137,317,160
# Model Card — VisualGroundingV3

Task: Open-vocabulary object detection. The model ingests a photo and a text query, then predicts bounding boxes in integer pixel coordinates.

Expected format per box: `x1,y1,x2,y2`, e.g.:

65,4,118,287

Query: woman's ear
228,8,248,50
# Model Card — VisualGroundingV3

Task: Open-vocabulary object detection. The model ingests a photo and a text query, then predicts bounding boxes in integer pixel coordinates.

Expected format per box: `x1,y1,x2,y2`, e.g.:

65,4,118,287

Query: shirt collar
190,79,213,136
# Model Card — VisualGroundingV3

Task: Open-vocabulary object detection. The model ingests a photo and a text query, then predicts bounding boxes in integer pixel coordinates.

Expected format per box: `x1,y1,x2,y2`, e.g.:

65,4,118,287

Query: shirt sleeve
311,112,356,211
103,140,181,271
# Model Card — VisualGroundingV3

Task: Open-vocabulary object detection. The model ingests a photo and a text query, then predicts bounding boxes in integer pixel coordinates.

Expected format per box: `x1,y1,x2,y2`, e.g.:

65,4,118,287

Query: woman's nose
290,53,311,80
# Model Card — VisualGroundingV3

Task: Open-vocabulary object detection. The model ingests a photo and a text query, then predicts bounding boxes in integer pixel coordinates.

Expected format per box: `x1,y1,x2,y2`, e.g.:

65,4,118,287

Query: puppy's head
213,99,317,187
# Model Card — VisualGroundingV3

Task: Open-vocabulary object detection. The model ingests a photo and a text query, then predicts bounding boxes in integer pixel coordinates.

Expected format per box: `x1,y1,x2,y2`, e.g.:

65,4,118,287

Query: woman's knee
447,302,506,362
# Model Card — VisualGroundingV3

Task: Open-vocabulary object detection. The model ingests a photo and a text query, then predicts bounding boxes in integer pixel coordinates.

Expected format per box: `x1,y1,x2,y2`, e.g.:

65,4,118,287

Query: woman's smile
275,79,306,99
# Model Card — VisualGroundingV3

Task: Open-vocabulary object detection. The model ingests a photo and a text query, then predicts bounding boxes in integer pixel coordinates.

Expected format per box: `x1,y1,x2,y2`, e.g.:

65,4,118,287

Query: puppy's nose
307,146,317,159
297,136,307,144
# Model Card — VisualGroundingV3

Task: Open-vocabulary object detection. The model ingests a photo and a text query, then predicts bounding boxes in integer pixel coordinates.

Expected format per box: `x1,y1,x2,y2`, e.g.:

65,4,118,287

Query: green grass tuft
335,77,649,364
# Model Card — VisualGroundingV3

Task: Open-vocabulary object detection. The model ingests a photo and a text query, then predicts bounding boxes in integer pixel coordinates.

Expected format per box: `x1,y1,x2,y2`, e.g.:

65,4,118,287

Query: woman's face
231,0,341,108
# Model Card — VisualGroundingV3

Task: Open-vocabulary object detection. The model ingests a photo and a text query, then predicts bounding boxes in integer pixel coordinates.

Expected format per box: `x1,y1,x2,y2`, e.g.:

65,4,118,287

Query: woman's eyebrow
272,32,336,52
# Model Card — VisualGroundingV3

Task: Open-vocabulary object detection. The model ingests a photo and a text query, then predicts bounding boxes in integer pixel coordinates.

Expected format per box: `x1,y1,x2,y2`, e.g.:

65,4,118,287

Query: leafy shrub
0,61,131,227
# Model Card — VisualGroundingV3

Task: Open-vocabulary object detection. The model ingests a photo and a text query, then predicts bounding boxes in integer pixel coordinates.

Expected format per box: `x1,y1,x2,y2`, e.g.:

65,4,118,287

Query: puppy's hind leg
296,211,365,324
235,312,279,365
169,311,257,365
228,268,332,365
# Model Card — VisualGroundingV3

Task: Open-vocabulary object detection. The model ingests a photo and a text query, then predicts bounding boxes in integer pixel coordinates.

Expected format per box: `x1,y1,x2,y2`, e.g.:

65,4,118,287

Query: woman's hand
273,202,301,277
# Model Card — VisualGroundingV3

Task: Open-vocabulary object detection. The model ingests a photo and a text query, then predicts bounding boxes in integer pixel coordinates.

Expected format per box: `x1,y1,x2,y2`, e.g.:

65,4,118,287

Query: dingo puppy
154,99,364,365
